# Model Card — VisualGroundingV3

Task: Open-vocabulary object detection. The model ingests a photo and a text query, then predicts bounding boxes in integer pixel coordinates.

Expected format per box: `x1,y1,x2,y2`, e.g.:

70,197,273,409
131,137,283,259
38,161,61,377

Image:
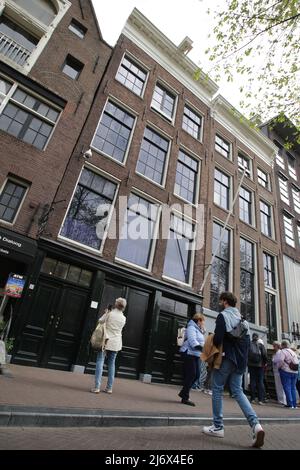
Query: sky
91,0,245,114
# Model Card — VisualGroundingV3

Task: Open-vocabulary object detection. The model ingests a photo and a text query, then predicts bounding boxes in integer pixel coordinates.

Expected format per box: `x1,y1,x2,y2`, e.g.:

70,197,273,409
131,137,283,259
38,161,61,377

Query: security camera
83,148,92,159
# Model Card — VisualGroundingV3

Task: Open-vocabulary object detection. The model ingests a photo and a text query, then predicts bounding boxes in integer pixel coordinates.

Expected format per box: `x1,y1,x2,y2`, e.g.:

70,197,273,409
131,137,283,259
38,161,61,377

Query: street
1,424,299,450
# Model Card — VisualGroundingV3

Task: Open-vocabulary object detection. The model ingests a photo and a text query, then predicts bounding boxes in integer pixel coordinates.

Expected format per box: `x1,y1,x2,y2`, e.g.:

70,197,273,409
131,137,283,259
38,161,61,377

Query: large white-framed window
287,153,298,181
163,212,196,286
174,148,200,205
283,212,295,247
115,192,160,271
215,134,231,160
257,167,270,190
115,54,148,97
260,200,272,237
278,174,289,205
0,74,61,150
91,98,136,165
136,126,170,187
182,104,203,141
239,186,253,225
238,152,252,178
292,186,300,214
274,140,285,170
263,252,279,343
214,168,230,211
240,237,255,323
151,82,177,122
59,166,119,254
0,176,28,224
297,223,300,246
210,221,231,311
0,0,71,74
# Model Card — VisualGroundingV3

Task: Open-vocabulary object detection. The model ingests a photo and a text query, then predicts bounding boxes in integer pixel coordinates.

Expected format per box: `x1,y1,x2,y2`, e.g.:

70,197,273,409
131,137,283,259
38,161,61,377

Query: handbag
90,312,109,351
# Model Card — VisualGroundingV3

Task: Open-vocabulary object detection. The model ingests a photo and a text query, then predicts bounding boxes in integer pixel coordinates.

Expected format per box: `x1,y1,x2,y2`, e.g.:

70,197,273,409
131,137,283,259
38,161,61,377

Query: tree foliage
204,0,300,145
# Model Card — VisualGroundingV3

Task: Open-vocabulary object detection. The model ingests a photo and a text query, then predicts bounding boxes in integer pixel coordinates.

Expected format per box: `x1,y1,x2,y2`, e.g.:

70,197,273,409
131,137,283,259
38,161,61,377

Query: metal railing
0,32,32,66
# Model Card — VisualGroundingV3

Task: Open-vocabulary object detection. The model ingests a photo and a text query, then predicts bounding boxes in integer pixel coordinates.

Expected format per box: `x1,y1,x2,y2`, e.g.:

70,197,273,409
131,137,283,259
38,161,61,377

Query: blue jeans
95,350,118,390
212,358,259,429
279,370,298,407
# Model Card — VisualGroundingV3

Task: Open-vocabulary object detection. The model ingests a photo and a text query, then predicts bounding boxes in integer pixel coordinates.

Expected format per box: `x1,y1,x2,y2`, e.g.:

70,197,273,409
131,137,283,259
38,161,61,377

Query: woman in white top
274,340,299,409
91,297,126,394
272,341,286,405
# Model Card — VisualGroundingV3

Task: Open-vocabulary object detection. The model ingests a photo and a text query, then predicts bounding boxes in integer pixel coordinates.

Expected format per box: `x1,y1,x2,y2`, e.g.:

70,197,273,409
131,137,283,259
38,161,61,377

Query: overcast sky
91,0,245,113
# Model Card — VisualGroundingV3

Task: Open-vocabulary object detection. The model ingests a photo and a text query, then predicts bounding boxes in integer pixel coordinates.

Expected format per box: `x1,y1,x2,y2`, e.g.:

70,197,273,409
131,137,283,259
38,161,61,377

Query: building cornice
212,95,277,167
122,8,218,107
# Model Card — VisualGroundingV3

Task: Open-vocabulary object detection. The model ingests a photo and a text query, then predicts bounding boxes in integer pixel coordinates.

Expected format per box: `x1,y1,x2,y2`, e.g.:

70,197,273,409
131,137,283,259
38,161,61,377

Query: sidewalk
1,365,299,427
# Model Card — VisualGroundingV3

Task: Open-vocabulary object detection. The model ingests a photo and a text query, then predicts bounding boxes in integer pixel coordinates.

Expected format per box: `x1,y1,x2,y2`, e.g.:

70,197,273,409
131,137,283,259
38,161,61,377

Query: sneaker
181,398,195,406
252,423,265,448
203,425,224,438
90,388,100,393
103,388,112,394
203,389,212,395
258,401,264,405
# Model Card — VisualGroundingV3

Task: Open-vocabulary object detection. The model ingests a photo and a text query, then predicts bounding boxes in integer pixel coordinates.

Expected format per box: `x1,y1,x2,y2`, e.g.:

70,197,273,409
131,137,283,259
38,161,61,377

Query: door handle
49,315,54,325
55,316,61,329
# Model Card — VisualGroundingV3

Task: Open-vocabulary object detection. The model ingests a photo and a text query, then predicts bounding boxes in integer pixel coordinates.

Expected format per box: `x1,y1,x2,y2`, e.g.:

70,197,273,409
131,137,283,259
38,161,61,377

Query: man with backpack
248,333,268,405
202,292,265,448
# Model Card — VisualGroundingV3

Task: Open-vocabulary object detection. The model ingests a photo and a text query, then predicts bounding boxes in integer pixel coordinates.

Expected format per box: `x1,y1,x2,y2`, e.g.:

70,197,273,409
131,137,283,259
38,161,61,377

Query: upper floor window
151,83,176,120
136,127,169,186
238,152,252,178
215,134,231,159
182,105,202,140
260,200,272,237
239,187,252,225
0,80,60,150
214,168,230,210
274,140,285,169
283,213,295,247
174,149,199,204
0,178,27,223
263,252,276,289
240,237,255,323
287,153,297,181
91,100,135,164
257,168,269,189
297,223,300,246
116,55,147,97
278,174,289,205
14,0,57,26
68,19,87,39
62,55,84,80
0,15,38,66
60,168,118,251
292,186,300,214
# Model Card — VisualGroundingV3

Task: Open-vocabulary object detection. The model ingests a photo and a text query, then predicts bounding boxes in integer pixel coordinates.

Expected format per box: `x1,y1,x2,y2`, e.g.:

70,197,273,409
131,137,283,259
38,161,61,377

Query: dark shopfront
11,240,203,384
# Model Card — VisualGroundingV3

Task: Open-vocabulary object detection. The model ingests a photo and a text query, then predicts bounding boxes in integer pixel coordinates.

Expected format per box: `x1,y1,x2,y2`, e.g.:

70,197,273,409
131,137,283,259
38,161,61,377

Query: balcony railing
0,33,32,66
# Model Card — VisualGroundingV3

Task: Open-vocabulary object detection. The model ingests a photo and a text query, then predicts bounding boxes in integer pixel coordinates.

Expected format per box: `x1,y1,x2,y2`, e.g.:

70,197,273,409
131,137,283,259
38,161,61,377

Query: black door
13,277,89,370
151,312,186,384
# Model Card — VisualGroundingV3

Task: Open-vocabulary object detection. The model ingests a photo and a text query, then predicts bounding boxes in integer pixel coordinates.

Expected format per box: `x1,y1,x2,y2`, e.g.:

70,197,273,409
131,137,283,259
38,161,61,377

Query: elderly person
274,340,299,409
178,313,206,406
91,298,127,394
272,341,286,405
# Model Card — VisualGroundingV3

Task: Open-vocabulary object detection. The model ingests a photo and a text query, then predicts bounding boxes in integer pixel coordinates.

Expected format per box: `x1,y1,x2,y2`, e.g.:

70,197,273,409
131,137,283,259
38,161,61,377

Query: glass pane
41,257,57,275
54,261,68,279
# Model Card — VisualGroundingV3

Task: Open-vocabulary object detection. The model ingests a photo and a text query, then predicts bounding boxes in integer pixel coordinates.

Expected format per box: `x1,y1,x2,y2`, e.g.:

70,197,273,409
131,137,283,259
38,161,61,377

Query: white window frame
90,95,137,167
0,0,71,75
115,51,149,99
238,151,252,179
173,146,201,207
213,166,232,212
292,186,300,214
0,175,29,225
215,133,232,160
257,167,270,190
58,163,121,256
283,213,295,247
239,233,259,325
263,252,281,345
278,174,290,206
150,80,178,124
287,153,298,181
239,185,255,227
260,199,274,239
182,101,204,143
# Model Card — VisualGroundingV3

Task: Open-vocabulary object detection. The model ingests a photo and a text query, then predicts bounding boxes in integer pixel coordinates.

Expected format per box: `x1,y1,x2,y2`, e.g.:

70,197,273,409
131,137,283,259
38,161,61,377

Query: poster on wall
4,274,26,298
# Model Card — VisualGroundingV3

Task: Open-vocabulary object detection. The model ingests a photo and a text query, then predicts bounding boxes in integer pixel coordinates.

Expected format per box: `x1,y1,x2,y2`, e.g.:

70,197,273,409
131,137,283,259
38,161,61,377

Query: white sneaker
203,425,224,438
252,423,265,448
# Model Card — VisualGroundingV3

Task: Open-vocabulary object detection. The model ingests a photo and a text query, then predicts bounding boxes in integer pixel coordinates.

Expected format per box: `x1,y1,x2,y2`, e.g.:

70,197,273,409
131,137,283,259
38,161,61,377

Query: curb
1,406,300,427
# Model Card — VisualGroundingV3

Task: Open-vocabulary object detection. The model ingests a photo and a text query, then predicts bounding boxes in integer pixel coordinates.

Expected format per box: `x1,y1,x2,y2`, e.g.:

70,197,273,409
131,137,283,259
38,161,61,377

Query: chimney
178,36,193,55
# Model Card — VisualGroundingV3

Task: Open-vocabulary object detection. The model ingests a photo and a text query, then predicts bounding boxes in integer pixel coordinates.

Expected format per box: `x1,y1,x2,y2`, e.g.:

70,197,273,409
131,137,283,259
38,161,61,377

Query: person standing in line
203,292,265,448
248,333,268,405
91,298,126,394
178,313,205,406
275,340,299,409
272,341,286,406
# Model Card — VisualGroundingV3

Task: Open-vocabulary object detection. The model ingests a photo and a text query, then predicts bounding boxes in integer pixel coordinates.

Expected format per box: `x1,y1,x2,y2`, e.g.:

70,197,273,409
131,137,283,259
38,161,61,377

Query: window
0,77,12,106
60,168,117,251
116,55,147,97
238,153,251,178
174,149,199,204
68,19,87,39
239,187,252,225
0,179,27,223
91,100,135,164
182,105,202,140
214,168,230,210
151,83,176,120
278,175,289,205
163,214,195,284
263,253,276,289
215,134,231,159
297,224,300,246
287,153,297,181
265,292,277,343
136,127,169,185
0,85,60,150
274,141,285,169
292,186,300,214
240,238,255,323
62,55,84,80
283,213,295,247
116,194,158,269
210,223,230,311
41,257,92,287
14,0,57,26
0,16,38,66
257,168,269,189
260,200,272,237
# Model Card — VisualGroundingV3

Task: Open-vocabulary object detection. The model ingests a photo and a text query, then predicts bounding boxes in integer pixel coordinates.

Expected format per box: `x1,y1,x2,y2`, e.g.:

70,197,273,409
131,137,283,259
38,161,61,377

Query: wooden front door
13,277,89,370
